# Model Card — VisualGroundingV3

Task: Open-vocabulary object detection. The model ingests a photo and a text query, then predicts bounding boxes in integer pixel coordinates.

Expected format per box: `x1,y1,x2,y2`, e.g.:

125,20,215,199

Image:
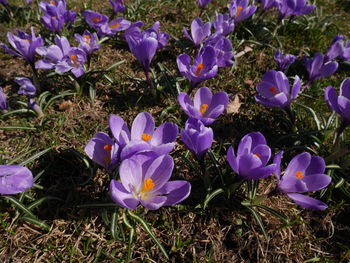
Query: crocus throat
200,104,209,116
269,87,278,94
294,171,303,180
70,54,78,66
103,144,112,165
195,63,204,76
236,6,243,17
141,178,155,193
109,23,121,29
92,17,102,23
142,133,152,141
50,1,56,5
254,153,261,158
84,35,91,43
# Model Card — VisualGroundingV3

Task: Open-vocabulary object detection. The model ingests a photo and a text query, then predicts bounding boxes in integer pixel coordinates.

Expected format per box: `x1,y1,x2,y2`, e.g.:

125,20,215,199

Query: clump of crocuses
0,165,34,195
110,152,191,210
273,151,331,210
229,0,257,23
274,50,296,72
227,132,276,180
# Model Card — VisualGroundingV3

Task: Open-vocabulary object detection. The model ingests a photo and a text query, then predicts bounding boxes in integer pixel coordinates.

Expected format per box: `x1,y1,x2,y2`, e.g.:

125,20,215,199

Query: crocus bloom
229,0,257,23
212,13,235,36
0,88,7,112
227,132,276,180
126,33,158,77
274,50,296,72
277,0,315,19
0,27,43,65
205,35,235,67
260,0,277,10
110,153,191,210
177,46,218,88
181,118,213,160
0,165,34,195
15,77,36,96
183,18,211,46
197,0,212,8
98,17,131,37
109,112,178,160
82,10,109,30
74,30,100,55
109,0,126,13
273,151,331,210
304,53,338,83
85,132,119,170
55,48,87,78
255,70,301,109
178,86,228,125
325,35,350,62
144,22,170,49
42,11,65,33
324,78,350,123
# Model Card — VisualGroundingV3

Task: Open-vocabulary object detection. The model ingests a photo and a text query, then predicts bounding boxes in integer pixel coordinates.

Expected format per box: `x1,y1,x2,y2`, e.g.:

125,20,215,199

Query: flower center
103,144,112,165
269,87,278,94
109,23,121,29
195,63,204,76
70,54,78,66
24,39,30,43
236,6,243,17
141,133,152,141
92,17,102,23
254,153,261,158
200,104,209,116
141,178,155,193
50,0,56,5
294,171,303,180
84,35,91,43
52,16,57,19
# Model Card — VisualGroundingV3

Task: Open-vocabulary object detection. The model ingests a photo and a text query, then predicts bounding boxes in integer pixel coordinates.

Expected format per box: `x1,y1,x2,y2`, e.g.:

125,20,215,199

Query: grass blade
246,206,269,241
21,216,50,231
3,196,36,218
20,148,51,166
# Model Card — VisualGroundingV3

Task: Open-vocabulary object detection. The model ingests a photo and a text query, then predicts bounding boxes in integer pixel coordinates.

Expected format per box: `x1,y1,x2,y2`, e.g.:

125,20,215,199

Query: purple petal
284,152,311,177
110,180,139,209
131,112,155,141
140,195,167,210
0,165,33,195
194,86,212,109
151,122,178,146
160,181,191,206
144,155,174,191
287,193,328,210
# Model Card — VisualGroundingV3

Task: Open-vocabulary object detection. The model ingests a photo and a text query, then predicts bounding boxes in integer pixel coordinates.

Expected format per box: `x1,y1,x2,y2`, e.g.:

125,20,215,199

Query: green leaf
27,196,62,211
254,205,289,224
21,216,50,231
0,126,36,131
110,209,118,241
203,188,224,209
1,109,32,117
128,210,169,259
106,60,126,71
246,206,269,241
3,196,36,218
20,148,52,166
123,213,135,263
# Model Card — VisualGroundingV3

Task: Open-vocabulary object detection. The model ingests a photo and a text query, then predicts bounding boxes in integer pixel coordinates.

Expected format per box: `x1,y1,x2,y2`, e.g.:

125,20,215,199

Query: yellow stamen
294,171,303,180
103,144,112,165
269,87,278,94
200,104,209,116
92,17,101,23
236,6,243,17
70,54,78,66
195,63,204,76
109,23,121,29
141,133,152,141
24,39,30,43
141,178,155,193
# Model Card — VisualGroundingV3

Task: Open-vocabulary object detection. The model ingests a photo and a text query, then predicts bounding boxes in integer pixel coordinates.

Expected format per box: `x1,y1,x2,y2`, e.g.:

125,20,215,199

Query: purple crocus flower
274,50,296,72
229,0,257,23
0,88,7,112
42,11,65,33
255,70,301,109
212,13,235,36
325,35,350,62
273,151,331,210
15,77,36,96
109,112,178,160
0,27,43,65
205,35,235,67
126,33,158,81
82,10,109,30
110,153,191,210
85,132,119,170
177,46,218,88
98,17,131,37
260,0,277,10
196,0,212,8
277,0,315,19
178,86,228,125
144,22,170,49
0,165,34,195
74,30,100,55
227,132,276,180
304,53,338,83
183,18,211,46
324,78,350,124
109,0,126,13
55,48,87,78
181,118,213,160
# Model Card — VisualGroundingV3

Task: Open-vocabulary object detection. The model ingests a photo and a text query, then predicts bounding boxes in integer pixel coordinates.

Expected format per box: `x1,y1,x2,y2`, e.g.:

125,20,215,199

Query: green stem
333,121,349,151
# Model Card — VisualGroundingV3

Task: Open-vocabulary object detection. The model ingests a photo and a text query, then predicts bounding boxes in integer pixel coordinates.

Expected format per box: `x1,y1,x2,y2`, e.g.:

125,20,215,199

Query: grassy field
1,0,350,262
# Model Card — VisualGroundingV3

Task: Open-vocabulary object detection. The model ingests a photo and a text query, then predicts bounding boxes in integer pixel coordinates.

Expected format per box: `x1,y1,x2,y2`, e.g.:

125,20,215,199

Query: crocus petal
291,76,301,100
120,141,152,161
160,181,191,206
284,152,311,177
340,78,350,99
278,176,308,193
273,151,284,181
227,146,238,173
194,86,212,109
110,180,139,209
305,156,325,175
140,195,167,210
0,165,33,195
324,86,341,115
249,164,276,180
287,193,328,210
131,112,155,141
119,158,143,192
151,122,178,146
144,155,174,191
302,174,332,192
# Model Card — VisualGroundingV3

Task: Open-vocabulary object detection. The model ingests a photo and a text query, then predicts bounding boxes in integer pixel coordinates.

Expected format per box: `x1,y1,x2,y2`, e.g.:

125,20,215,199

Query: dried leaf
227,95,242,114
58,100,73,111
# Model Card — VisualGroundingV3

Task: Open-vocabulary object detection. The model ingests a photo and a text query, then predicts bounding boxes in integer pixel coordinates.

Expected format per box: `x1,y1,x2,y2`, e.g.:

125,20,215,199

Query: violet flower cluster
257,0,315,19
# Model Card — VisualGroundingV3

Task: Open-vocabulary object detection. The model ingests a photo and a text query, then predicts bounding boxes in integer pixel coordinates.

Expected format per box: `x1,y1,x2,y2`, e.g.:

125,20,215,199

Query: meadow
0,0,350,262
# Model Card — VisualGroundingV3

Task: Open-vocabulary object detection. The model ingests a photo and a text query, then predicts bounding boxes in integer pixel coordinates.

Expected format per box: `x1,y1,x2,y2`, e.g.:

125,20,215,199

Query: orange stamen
200,104,209,116
92,17,102,23
236,6,243,17
24,39,30,43
52,16,57,19
109,23,121,29
254,153,261,158
50,0,56,5
84,35,91,43
141,178,155,193
103,144,112,165
70,54,78,66
195,63,204,76
294,171,303,180
141,133,152,141
269,87,278,94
